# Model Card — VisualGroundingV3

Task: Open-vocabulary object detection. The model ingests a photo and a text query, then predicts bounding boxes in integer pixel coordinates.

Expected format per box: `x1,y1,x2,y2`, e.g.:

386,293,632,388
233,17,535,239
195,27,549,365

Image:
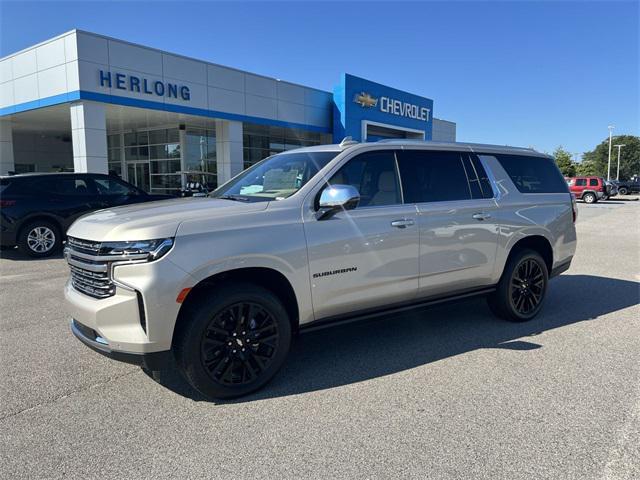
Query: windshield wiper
217,194,251,202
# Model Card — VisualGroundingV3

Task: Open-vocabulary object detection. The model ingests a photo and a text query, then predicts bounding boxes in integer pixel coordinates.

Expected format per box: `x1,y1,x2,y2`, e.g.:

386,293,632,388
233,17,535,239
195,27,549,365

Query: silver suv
64,140,577,399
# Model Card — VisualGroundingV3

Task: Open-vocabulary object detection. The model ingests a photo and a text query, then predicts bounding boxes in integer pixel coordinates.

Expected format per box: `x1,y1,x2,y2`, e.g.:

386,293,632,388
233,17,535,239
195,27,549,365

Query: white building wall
215,120,243,182
73,31,333,130
70,101,108,174
0,31,80,112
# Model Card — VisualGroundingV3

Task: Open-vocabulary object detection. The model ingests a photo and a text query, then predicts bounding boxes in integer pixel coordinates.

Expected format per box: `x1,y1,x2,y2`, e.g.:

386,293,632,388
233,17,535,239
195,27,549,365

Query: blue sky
1,1,638,157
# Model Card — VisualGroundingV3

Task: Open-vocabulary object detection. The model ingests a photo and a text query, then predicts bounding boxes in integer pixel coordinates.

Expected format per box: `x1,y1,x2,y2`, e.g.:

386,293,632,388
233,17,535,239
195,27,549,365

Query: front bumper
64,250,193,354
71,319,174,370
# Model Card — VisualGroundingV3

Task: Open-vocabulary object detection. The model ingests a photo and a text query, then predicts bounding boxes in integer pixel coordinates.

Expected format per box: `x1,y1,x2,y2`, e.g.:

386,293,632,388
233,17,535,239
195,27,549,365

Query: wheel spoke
200,301,279,386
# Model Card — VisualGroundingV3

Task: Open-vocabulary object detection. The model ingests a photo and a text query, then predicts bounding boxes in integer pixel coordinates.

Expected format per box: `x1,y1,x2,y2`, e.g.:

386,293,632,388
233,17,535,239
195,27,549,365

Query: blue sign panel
333,73,433,142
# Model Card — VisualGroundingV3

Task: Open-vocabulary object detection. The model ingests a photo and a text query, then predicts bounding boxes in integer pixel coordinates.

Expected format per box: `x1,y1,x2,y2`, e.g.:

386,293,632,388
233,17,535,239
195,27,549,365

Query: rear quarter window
492,154,568,194
0,178,13,195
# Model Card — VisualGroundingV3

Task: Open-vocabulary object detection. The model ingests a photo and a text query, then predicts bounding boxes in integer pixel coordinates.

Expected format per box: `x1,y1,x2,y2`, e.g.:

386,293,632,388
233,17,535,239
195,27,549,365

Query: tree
553,146,576,177
580,134,640,180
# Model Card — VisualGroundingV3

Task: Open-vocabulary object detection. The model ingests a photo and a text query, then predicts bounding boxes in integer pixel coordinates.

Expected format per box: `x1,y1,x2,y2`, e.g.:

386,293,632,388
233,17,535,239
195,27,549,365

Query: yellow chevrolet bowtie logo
354,92,378,108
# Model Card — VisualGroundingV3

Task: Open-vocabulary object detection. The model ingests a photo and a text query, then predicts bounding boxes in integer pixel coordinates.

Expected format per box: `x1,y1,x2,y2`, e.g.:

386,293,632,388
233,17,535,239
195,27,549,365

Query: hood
67,197,269,241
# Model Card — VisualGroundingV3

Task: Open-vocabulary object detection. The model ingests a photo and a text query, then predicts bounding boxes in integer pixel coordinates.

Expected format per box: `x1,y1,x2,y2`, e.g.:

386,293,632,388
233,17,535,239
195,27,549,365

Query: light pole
607,125,614,180
614,144,626,180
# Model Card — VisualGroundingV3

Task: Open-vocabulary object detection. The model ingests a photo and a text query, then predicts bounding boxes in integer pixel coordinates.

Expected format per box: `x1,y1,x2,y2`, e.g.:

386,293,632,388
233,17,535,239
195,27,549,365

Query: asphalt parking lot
1,199,639,479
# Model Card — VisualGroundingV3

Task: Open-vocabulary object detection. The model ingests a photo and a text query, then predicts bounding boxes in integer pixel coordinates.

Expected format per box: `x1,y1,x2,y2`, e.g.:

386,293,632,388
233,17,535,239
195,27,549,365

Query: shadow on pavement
145,274,640,403
0,247,64,261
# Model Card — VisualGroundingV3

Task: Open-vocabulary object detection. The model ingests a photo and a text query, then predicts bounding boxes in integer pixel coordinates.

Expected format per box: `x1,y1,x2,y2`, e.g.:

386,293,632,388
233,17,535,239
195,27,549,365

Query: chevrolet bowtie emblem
354,92,378,108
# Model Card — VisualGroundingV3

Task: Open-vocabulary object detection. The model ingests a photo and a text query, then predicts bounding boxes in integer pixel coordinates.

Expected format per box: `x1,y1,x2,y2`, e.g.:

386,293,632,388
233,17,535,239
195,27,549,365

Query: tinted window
469,155,494,198
330,150,401,207
0,178,13,194
461,154,494,199
397,150,471,203
494,154,568,193
589,178,599,187
576,178,587,186
48,177,93,195
94,177,138,195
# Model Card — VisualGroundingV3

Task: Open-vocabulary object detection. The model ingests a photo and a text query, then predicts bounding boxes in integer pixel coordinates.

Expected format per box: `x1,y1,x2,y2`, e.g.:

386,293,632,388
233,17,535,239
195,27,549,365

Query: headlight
98,238,174,261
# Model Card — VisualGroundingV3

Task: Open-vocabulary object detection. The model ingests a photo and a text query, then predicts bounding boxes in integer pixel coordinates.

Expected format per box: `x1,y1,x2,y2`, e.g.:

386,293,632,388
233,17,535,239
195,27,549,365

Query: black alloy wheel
175,283,291,400
487,248,548,322
200,302,280,386
509,258,545,316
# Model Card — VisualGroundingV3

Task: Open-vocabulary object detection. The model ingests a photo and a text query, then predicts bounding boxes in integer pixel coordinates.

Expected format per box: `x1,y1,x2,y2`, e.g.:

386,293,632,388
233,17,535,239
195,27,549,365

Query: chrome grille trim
65,237,115,299
67,256,109,273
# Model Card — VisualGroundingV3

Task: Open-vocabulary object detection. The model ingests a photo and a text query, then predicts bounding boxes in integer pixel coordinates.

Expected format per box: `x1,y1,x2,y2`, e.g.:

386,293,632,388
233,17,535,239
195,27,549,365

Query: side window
470,155,494,198
49,177,94,196
397,150,471,203
462,154,494,199
589,178,599,187
94,177,137,195
494,154,568,193
576,178,587,187
329,150,401,207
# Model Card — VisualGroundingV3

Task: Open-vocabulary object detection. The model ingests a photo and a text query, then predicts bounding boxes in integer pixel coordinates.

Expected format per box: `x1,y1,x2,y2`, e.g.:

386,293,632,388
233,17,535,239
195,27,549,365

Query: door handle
391,219,415,228
472,212,491,221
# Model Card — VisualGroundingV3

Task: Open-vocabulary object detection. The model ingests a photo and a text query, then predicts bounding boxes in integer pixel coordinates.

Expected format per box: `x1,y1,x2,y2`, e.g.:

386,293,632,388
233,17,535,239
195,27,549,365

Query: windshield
211,150,338,202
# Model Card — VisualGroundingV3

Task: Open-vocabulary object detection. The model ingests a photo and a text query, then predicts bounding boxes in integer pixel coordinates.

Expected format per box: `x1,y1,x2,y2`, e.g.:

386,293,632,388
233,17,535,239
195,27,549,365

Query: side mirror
318,184,360,219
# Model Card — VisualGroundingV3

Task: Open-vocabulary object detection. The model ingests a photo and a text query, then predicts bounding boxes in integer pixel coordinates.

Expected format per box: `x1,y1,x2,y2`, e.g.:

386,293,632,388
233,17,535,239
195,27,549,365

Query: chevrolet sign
380,96,430,122
354,92,378,108
354,91,430,122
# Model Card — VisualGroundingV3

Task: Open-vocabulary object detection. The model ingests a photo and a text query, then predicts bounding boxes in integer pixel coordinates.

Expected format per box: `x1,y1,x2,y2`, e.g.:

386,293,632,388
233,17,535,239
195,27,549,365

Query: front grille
69,264,115,298
66,237,115,299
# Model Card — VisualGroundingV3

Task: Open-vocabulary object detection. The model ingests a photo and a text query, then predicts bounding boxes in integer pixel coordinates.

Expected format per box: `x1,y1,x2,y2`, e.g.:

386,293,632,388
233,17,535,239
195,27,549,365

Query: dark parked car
0,173,173,257
612,178,640,195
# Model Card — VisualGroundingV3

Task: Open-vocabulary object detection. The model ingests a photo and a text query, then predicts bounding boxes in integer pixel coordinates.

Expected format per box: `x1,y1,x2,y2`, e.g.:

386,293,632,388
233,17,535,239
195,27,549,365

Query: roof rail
375,139,537,152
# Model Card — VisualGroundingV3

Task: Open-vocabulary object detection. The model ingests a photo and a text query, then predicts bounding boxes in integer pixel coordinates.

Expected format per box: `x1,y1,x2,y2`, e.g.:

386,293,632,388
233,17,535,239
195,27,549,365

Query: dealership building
0,30,456,193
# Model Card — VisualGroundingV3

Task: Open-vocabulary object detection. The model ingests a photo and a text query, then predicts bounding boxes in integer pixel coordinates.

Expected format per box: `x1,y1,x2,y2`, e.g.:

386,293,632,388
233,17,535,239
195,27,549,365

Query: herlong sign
98,70,191,101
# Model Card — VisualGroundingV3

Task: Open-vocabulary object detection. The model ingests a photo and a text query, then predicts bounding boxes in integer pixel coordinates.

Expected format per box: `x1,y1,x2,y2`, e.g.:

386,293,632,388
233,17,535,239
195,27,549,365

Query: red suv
566,176,608,203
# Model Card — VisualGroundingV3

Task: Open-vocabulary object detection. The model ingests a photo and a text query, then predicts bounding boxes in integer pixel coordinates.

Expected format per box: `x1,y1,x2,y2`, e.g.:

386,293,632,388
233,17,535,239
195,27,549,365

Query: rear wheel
488,249,548,322
618,187,628,195
583,192,597,204
175,283,291,399
18,220,61,257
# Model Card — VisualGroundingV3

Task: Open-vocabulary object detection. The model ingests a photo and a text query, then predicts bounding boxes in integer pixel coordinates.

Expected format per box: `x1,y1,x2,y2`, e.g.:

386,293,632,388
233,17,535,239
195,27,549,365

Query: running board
300,287,496,334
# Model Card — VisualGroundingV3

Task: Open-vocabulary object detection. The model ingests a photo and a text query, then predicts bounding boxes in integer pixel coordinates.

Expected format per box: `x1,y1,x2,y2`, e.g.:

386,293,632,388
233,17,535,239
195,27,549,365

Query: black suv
0,173,173,257
613,178,640,195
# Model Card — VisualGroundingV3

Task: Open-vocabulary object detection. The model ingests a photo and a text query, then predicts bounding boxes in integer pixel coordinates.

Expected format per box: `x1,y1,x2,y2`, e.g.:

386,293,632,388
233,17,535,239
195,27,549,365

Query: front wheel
18,220,61,257
487,249,548,322
175,283,291,399
583,192,597,204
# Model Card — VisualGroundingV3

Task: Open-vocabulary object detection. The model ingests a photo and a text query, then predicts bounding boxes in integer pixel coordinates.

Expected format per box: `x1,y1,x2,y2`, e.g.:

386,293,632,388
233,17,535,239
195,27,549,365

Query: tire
18,220,61,258
174,283,292,400
487,249,549,322
618,187,628,195
583,192,596,204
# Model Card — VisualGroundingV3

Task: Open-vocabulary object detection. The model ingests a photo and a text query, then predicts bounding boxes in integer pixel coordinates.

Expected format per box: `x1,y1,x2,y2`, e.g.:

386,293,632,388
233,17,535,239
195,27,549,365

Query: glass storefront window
108,161,122,177
151,174,181,190
118,128,191,194
184,128,217,191
151,159,181,174
107,135,121,149
242,123,329,169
